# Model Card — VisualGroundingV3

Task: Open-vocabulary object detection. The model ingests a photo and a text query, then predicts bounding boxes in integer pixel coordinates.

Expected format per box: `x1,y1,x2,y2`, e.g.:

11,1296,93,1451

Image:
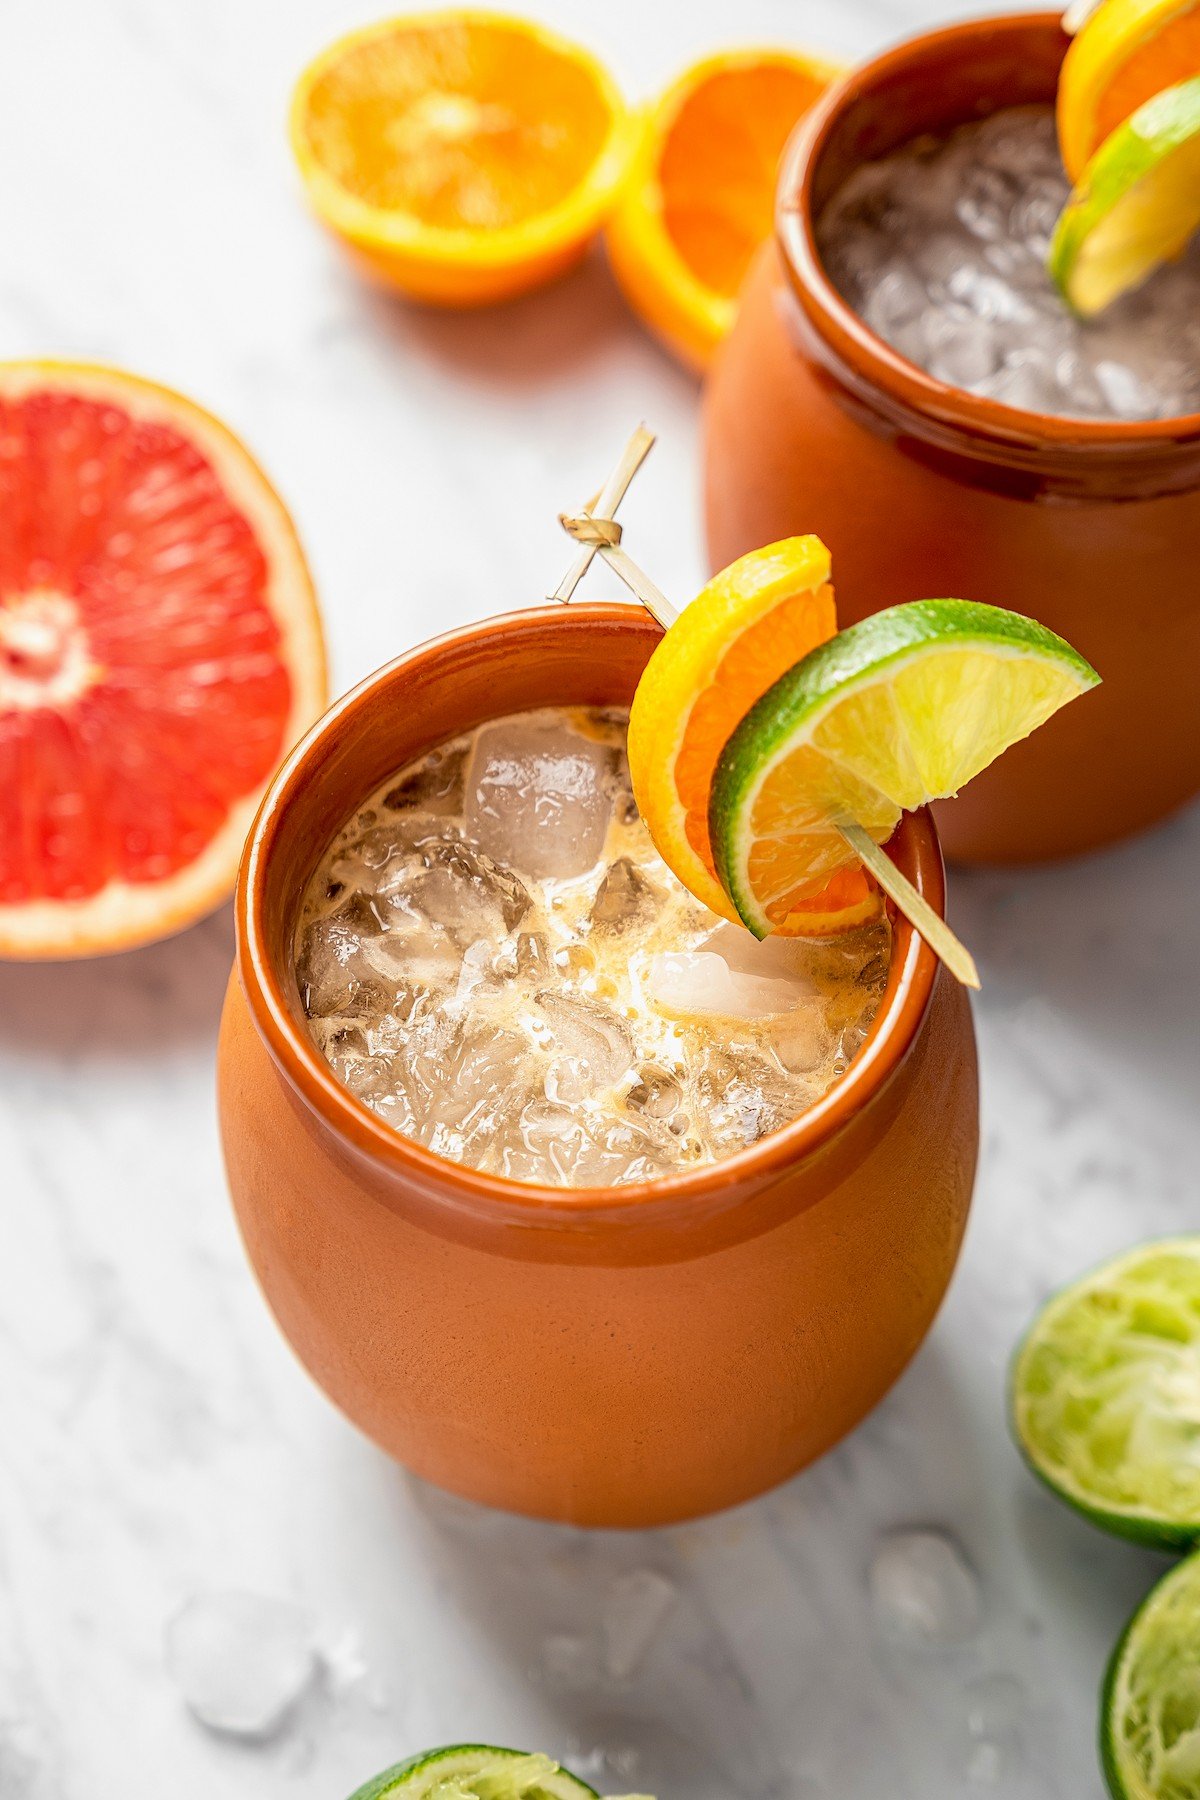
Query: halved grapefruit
0,362,327,959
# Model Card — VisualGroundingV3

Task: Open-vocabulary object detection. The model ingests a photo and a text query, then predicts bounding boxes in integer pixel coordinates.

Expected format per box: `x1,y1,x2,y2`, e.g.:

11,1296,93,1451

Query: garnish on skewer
554,429,1102,991
1051,0,1200,312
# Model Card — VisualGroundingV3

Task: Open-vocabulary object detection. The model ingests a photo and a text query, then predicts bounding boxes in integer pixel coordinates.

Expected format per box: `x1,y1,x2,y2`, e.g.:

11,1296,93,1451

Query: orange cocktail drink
218,604,978,1526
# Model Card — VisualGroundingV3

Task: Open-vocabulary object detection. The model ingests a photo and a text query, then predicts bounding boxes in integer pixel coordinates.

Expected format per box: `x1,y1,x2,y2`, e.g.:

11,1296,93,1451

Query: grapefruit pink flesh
0,368,325,955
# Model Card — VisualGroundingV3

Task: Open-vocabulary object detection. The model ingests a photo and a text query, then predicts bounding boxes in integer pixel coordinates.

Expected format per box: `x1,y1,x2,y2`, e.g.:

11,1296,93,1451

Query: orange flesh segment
0,391,292,903
660,63,829,296
301,20,613,228
671,576,878,935
747,743,896,927
1094,2,1200,146
677,580,836,875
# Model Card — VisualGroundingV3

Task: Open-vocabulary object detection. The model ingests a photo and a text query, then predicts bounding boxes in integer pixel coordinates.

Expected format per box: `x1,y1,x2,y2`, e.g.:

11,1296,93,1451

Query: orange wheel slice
0,362,327,960
290,11,634,308
627,538,879,935
606,47,841,371
1058,0,1200,180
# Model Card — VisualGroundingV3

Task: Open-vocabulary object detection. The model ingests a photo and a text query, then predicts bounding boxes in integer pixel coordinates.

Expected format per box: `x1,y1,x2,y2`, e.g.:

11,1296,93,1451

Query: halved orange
627,538,879,935
1058,0,1200,180
0,363,327,960
606,47,842,371
290,10,635,307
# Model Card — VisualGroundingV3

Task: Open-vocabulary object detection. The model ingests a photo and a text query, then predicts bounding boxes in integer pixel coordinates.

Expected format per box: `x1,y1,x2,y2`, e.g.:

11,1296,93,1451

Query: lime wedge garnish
1011,1237,1200,1550
1049,73,1200,316
709,599,1099,938
1103,1550,1200,1799
348,1747,604,1800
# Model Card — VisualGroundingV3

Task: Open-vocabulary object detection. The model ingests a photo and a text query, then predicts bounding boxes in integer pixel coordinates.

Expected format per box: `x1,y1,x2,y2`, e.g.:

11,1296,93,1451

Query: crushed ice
297,708,890,1186
819,105,1200,420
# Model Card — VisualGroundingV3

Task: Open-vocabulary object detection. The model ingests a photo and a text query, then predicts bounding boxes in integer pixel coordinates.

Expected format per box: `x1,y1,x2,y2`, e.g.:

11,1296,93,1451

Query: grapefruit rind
0,361,326,960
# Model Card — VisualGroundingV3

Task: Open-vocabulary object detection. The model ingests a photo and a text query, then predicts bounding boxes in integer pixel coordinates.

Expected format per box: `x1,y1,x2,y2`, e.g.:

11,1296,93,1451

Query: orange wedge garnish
627,539,879,936
1059,0,1200,179
290,11,635,307
606,47,841,370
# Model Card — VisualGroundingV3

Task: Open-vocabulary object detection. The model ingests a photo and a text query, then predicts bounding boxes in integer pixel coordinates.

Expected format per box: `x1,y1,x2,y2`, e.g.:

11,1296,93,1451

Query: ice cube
924,310,999,388
399,841,531,944
1094,359,1156,421
980,354,1058,414
382,744,465,814
295,894,388,1018
868,1529,981,1650
420,1027,532,1153
625,1066,685,1122
536,993,635,1091
646,951,805,1021
465,717,615,880
694,1046,798,1154
164,1592,318,1739
700,921,818,983
506,1099,668,1186
861,264,925,338
601,1569,677,1680
955,163,1018,243
590,856,660,931
772,1007,833,1074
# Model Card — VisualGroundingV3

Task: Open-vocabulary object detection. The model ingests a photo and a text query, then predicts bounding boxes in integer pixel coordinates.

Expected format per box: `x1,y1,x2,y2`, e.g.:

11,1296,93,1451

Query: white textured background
0,1,1196,1795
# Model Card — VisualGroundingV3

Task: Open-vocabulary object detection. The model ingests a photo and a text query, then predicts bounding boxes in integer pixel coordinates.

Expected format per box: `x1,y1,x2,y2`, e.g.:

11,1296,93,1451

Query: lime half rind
1102,1550,1200,1800
1011,1237,1200,1553
348,1747,601,1800
1049,72,1200,317
710,599,1099,938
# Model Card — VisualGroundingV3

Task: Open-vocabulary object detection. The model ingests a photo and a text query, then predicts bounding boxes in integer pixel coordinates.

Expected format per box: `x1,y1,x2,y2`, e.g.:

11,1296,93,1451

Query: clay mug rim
235,602,946,1236
776,7,1200,489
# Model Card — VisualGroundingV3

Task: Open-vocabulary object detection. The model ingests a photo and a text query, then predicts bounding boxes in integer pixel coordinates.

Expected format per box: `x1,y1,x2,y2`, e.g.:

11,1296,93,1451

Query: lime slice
1049,73,1200,316
348,1747,605,1800
1011,1238,1200,1551
1103,1550,1200,1799
709,599,1099,938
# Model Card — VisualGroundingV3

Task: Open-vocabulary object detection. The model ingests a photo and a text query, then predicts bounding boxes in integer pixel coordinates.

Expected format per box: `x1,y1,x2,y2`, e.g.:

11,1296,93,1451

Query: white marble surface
0,0,1197,1795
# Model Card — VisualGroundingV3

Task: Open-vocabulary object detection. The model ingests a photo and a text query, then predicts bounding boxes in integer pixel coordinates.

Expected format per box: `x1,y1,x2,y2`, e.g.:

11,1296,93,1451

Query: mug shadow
383,1334,993,1800
351,247,697,400
0,903,235,1060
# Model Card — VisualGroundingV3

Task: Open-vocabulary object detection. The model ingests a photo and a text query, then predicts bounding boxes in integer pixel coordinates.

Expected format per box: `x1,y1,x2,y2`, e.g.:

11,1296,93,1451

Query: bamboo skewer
554,429,982,991
549,422,656,609
837,820,979,988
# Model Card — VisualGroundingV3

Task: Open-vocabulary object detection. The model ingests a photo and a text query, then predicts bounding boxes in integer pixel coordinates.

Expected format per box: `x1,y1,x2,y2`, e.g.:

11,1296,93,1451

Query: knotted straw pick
551,427,981,990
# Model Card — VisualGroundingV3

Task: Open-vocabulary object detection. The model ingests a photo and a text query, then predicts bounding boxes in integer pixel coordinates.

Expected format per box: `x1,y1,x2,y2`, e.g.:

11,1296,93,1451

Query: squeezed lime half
1103,1550,1200,1799
1011,1237,1200,1550
347,1746,647,1800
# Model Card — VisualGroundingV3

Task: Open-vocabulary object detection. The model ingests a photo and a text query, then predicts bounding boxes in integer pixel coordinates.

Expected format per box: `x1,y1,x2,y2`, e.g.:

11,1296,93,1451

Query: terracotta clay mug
705,9,1200,865
217,605,979,1527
